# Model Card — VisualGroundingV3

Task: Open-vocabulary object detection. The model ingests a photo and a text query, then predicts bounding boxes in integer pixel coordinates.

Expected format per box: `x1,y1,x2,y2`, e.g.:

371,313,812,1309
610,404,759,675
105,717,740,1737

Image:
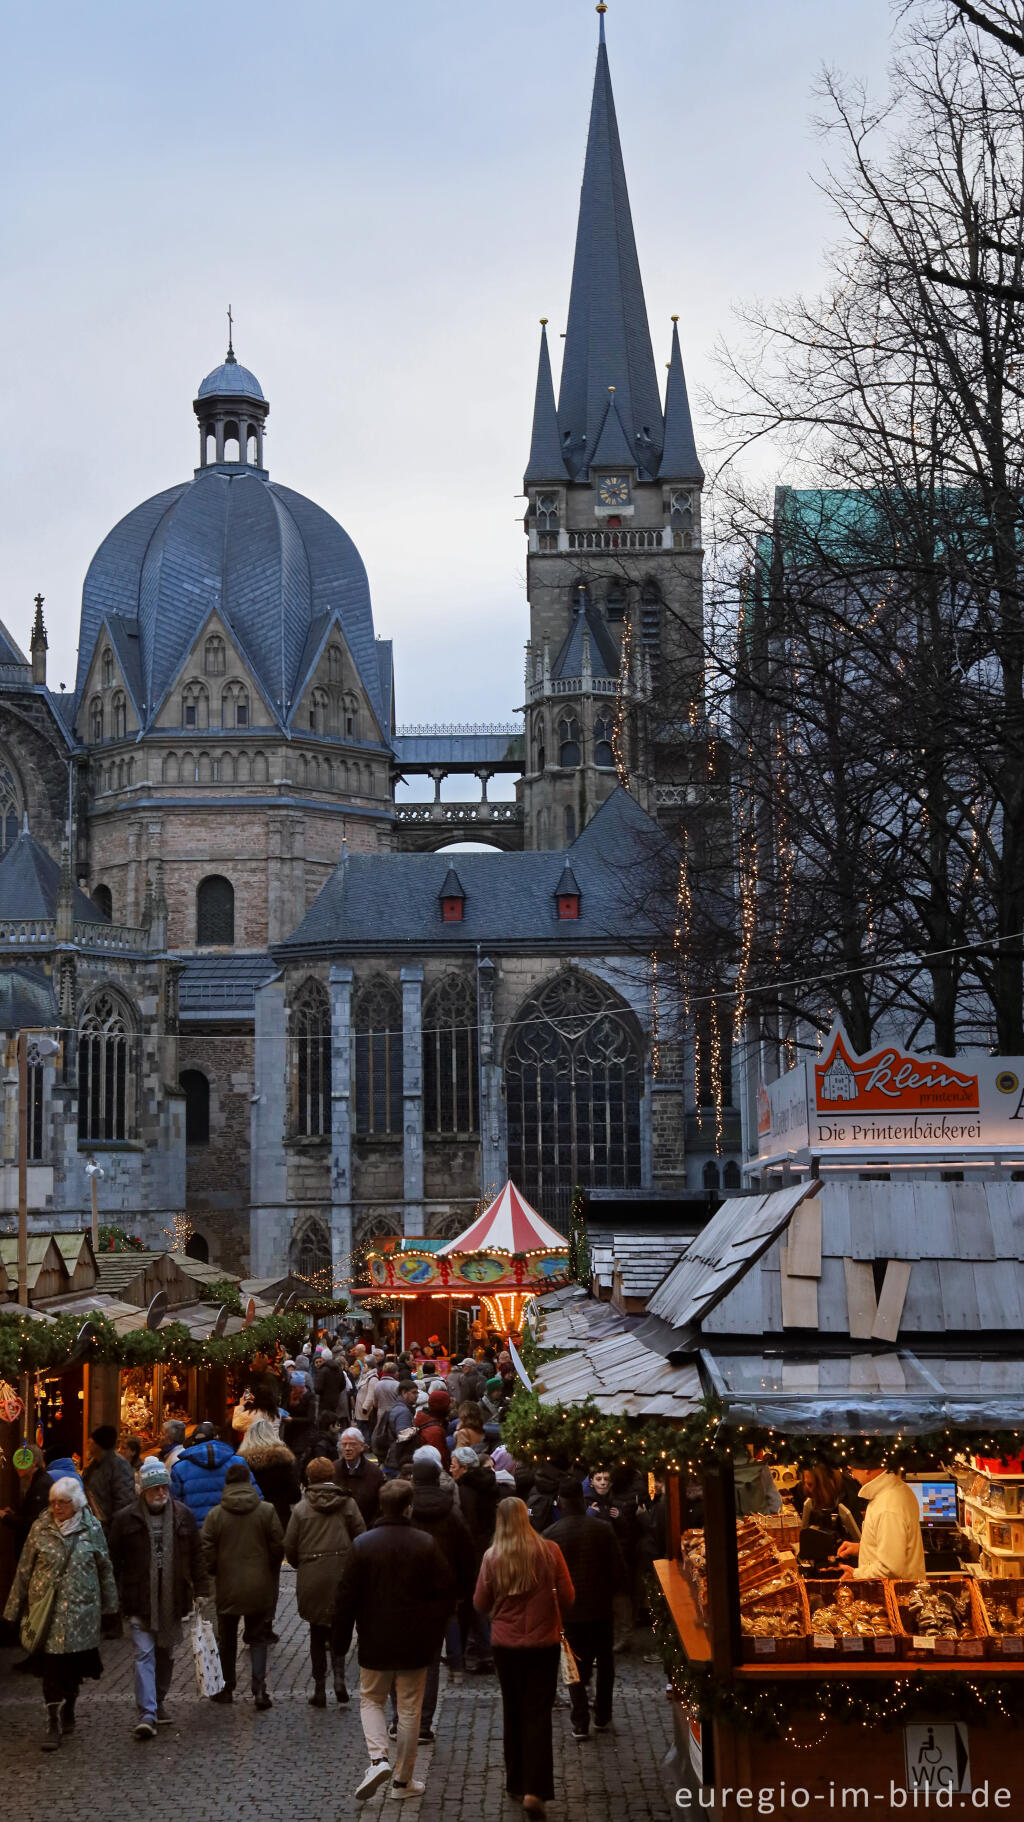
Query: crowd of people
1,1332,665,1819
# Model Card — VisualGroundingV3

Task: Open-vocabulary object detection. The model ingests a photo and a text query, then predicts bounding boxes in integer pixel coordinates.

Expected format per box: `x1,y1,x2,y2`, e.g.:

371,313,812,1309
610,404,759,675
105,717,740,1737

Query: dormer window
555,864,581,920
440,866,466,923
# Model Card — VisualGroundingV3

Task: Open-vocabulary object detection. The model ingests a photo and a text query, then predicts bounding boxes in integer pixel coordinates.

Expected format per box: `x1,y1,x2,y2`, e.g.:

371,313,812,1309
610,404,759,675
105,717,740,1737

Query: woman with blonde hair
473,1496,574,1819
239,1417,301,1528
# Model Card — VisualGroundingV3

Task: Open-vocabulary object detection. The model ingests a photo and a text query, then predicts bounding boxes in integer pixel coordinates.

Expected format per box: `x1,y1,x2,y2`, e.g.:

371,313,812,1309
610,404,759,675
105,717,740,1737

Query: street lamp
84,1155,104,1249
17,1030,62,1307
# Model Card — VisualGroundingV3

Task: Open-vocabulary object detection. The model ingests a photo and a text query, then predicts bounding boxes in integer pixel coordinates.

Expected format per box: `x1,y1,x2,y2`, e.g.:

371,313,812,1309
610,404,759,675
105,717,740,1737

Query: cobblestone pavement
0,1565,675,1821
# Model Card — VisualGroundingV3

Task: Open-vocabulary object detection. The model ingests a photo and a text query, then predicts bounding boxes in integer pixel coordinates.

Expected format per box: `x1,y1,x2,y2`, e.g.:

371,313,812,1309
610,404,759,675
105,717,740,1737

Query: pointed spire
225,303,236,365
660,317,703,480
30,594,47,686
558,23,663,480
589,388,637,469
524,320,567,486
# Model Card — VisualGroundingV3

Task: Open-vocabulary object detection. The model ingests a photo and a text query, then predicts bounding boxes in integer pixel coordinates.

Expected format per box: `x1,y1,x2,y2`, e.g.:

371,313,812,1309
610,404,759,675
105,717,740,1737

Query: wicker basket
738,1577,811,1664
888,1578,988,1662
974,1580,1024,1659
805,1578,898,1660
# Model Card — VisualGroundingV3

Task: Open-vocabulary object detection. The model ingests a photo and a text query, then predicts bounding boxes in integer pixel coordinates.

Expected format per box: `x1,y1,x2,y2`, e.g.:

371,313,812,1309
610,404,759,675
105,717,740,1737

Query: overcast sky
0,0,894,728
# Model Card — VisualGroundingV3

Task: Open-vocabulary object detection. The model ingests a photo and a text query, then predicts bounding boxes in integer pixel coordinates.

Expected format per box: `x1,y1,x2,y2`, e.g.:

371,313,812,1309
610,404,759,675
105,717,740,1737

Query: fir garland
0,1309,309,1380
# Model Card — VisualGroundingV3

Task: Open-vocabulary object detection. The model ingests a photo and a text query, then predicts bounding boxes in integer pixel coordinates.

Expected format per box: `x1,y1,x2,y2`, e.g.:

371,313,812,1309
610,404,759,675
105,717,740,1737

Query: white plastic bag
192,1610,225,1698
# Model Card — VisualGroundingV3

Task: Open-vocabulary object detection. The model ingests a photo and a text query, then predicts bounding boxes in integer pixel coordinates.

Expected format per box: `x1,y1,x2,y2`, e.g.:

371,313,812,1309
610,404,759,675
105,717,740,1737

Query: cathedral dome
76,350,382,733
197,357,265,401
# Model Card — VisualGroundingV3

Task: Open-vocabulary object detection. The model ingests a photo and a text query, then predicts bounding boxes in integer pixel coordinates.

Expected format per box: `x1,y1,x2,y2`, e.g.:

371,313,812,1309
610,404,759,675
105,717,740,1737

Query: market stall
350,1182,571,1349
519,1179,1024,1815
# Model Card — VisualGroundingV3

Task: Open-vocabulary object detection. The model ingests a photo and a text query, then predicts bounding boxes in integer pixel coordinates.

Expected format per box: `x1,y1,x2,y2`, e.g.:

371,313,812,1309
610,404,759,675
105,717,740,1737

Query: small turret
30,594,47,687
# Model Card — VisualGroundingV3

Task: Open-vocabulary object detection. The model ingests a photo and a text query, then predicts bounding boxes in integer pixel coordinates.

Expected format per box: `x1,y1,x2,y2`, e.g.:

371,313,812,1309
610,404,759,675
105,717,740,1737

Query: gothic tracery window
423,973,478,1136
292,1216,332,1289
77,991,136,1143
292,979,332,1138
204,636,226,676
112,692,127,738
505,971,642,1223
0,759,20,853
558,715,580,768
354,977,402,1136
594,716,614,768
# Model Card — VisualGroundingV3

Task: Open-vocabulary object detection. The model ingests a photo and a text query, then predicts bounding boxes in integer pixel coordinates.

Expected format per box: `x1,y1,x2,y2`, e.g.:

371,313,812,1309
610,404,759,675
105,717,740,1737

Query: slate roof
0,832,106,924
551,604,619,681
588,394,637,470
557,34,664,482
76,473,382,735
524,323,567,486
178,952,276,1015
0,618,29,667
196,352,265,401
659,321,703,482
279,785,669,954
0,966,57,1030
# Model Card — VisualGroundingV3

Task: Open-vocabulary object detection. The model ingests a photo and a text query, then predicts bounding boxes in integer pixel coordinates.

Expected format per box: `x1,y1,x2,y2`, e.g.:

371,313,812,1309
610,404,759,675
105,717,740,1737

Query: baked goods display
899,1581,973,1638
809,1584,892,1638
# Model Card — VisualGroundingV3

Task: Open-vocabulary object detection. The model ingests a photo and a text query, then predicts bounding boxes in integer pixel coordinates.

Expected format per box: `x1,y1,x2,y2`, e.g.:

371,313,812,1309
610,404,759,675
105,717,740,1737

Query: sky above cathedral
1,0,892,743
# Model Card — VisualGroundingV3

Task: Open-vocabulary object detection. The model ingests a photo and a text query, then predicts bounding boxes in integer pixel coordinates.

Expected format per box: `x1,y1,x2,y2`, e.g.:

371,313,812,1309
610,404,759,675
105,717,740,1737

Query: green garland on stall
504,1383,1024,1477
204,1280,244,1316
291,1298,350,1317
652,1600,1024,1735
0,1309,309,1380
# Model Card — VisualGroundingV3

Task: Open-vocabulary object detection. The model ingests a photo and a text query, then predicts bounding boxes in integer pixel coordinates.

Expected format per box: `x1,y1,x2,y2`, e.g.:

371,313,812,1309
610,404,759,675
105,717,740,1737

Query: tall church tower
519,8,705,850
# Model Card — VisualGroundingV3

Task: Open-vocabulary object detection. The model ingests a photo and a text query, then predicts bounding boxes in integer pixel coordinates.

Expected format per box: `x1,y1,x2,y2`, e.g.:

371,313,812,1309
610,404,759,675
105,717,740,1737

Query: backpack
371,1407,393,1459
354,1373,378,1423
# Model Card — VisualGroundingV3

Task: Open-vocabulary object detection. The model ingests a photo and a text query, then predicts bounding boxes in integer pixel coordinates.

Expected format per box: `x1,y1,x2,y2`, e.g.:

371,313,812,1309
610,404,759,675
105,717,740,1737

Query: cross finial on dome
226,303,236,364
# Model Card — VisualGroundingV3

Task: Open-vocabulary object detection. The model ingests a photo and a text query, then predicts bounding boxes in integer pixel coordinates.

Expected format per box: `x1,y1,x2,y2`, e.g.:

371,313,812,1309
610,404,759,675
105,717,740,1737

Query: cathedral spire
557,15,663,481
524,320,566,486
659,317,703,481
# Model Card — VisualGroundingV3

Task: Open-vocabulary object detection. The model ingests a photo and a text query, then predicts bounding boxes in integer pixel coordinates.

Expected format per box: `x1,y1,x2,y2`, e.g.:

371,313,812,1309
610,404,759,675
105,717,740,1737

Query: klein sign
758,1022,1024,1163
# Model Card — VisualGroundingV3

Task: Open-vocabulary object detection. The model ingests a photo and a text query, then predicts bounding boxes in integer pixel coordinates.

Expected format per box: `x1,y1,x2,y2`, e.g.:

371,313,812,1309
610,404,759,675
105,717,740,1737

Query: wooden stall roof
646,1183,817,1336
37,1289,148,1334
0,1235,72,1300
176,1257,242,1292
93,1249,201,1309
52,1233,99,1292
536,1328,703,1417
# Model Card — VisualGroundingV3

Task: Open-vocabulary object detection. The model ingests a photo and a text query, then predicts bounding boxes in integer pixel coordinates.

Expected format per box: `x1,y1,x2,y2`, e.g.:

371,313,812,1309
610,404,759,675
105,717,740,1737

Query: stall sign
903,1722,970,1794
758,1021,1024,1161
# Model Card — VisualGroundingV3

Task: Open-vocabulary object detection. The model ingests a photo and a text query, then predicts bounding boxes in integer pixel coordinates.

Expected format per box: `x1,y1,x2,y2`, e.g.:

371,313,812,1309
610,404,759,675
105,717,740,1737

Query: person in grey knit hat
108,1455,207,1740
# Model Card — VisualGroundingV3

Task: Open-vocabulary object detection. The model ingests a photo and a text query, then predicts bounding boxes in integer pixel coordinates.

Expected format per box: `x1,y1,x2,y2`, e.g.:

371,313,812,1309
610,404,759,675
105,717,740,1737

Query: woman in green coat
284,1456,364,1707
3,1475,119,1751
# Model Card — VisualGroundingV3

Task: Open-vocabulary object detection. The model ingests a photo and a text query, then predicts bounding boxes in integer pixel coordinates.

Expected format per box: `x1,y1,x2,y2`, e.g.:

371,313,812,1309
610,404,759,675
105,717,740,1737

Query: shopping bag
191,1610,225,1697
559,1632,580,1686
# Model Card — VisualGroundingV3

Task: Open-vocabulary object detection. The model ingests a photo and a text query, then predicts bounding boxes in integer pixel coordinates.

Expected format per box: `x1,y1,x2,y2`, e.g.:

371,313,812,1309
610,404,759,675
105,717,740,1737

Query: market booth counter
527,1179,1024,1817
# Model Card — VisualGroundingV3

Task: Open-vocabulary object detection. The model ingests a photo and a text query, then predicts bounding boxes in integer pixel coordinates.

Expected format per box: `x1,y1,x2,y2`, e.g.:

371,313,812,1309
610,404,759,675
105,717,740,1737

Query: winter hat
453,1446,478,1470
412,1455,441,1485
494,1469,516,1490
490,1446,514,1473
306,1457,335,1483
139,1457,171,1490
413,1444,442,1470
91,1424,118,1450
427,1385,450,1411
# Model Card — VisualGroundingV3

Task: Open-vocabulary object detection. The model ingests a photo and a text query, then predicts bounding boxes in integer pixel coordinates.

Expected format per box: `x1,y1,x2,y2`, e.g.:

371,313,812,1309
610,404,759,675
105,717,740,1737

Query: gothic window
505,970,642,1221
102,649,114,688
309,688,329,735
112,692,127,739
606,581,626,621
343,692,359,738
292,979,331,1138
535,492,559,532
204,635,226,676
292,1216,332,1288
90,697,104,743
196,875,234,945
594,716,614,769
423,973,478,1136
723,1160,742,1191
328,645,344,684
670,489,693,530
558,715,580,768
180,1069,210,1144
702,1160,720,1191
222,681,249,728
77,991,136,1144
354,977,402,1136
0,759,20,852
92,884,113,921
182,681,208,730
564,805,576,843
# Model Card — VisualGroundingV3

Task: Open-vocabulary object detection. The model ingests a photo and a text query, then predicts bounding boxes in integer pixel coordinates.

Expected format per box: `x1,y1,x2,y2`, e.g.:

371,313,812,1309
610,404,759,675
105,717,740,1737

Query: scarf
57,1511,84,1537
147,1497,179,1647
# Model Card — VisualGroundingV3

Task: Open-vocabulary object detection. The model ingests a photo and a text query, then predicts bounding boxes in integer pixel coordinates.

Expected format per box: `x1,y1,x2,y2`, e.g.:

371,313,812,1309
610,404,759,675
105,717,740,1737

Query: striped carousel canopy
438,1181,567,1256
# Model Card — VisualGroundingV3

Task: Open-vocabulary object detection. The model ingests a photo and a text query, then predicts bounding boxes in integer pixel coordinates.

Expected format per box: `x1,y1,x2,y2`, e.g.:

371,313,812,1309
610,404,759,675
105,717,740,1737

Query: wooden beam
779,1243,819,1328
703,1460,741,1674
872,1260,912,1343
843,1257,878,1339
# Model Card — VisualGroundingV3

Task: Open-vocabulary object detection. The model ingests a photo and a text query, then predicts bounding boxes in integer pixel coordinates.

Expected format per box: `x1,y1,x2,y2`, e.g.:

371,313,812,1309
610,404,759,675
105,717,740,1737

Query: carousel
352,1182,570,1350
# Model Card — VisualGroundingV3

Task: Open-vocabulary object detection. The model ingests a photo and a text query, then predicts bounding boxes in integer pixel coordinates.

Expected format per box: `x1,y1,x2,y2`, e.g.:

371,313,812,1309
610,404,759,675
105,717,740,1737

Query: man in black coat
545,1475,628,1739
408,1453,475,1732
449,1446,498,1674
108,1457,207,1740
333,1428,385,1523
334,1479,454,1803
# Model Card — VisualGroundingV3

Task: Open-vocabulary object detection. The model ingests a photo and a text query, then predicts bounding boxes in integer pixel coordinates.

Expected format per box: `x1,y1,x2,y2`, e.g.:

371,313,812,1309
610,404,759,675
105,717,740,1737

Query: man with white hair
108,1456,206,1739
333,1427,384,1524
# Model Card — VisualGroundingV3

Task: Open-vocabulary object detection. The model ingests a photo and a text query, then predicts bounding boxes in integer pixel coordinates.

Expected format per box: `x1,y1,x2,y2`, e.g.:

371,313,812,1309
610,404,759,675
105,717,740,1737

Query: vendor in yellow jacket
837,1461,925,1579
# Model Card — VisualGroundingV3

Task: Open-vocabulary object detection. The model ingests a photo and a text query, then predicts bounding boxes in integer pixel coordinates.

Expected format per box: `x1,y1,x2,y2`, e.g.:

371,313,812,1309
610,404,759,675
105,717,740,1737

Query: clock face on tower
596,474,631,509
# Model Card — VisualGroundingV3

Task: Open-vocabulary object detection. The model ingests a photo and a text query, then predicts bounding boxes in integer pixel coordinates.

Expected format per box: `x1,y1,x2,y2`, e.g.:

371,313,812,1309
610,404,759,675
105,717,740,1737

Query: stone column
329,966,355,1284
401,965,424,1237
477,956,506,1196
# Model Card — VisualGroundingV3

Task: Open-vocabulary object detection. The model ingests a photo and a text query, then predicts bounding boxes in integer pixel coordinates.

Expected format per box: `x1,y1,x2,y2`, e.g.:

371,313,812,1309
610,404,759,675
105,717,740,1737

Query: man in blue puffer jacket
171,1422,252,1525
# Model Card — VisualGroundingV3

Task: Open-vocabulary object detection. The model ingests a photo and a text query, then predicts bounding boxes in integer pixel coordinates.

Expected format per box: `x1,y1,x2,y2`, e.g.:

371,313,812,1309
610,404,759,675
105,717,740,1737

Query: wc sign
904,1723,970,1794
